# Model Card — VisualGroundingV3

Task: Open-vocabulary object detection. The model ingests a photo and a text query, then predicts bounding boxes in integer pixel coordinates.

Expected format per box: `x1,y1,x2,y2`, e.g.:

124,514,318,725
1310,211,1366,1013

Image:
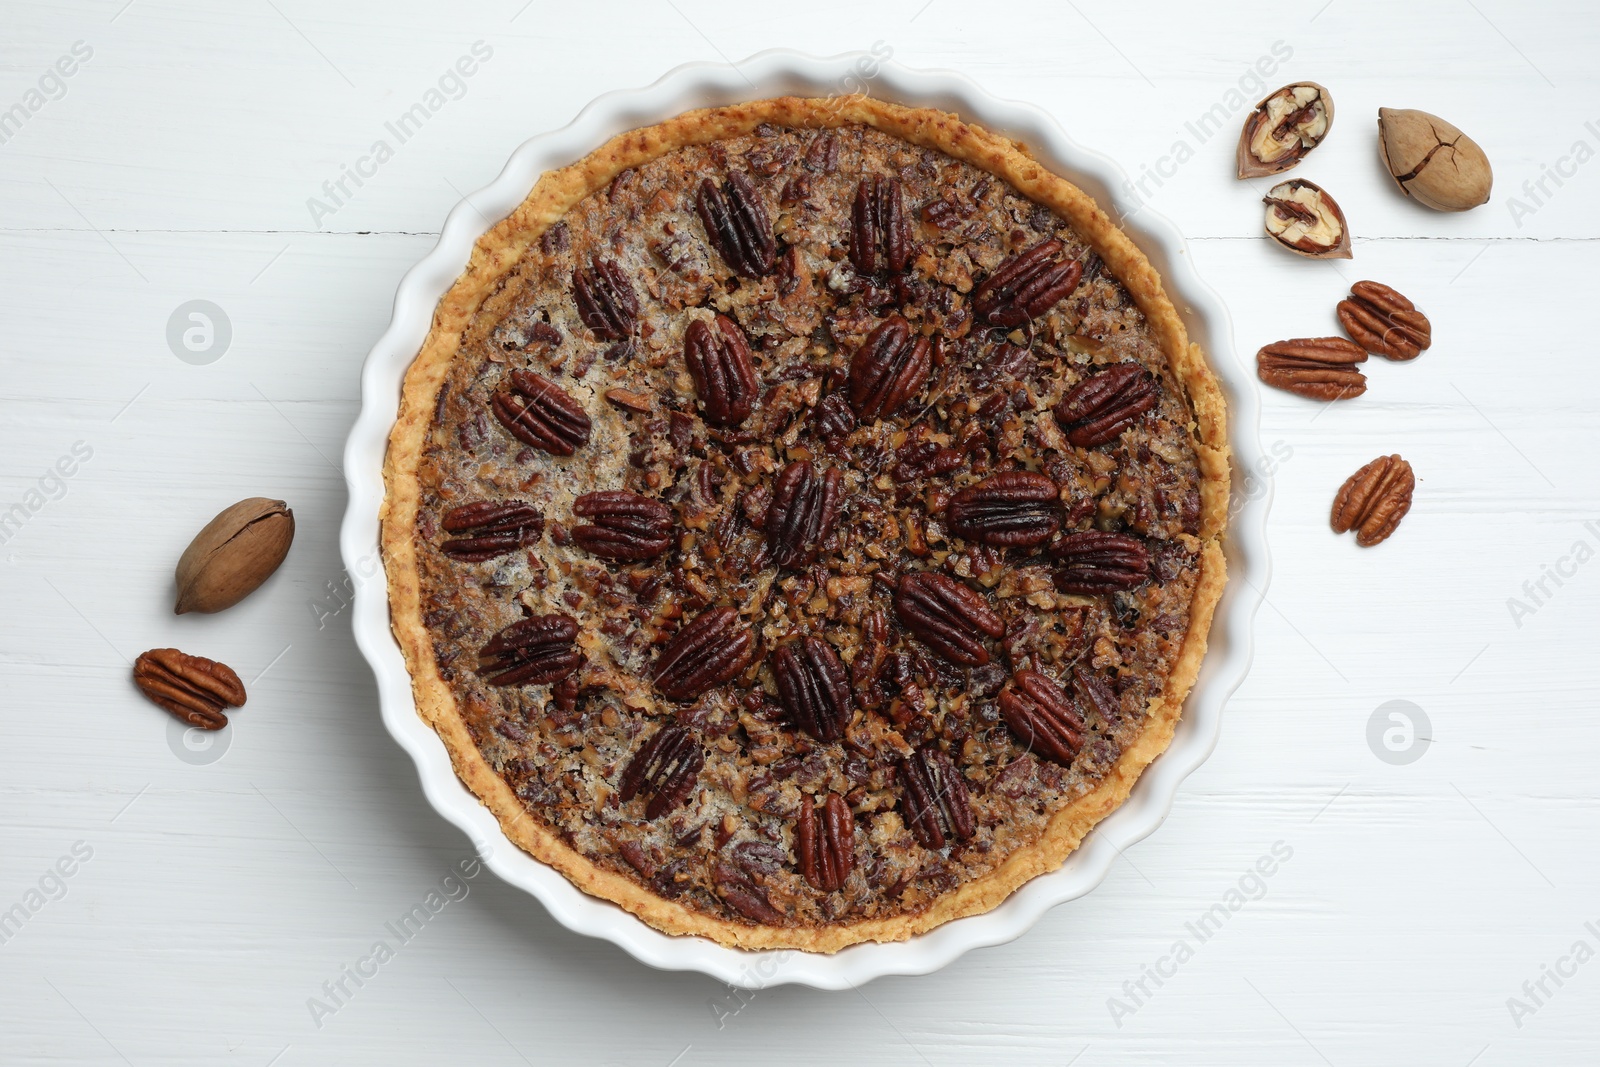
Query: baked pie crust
382,96,1229,952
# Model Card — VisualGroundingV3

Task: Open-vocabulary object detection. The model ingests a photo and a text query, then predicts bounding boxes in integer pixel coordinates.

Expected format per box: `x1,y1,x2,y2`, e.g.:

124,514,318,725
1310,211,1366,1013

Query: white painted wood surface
2,0,1597,1062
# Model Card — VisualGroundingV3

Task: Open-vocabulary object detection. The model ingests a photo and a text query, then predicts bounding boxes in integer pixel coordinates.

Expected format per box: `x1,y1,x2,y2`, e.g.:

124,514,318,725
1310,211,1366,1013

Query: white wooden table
3,1,1597,1062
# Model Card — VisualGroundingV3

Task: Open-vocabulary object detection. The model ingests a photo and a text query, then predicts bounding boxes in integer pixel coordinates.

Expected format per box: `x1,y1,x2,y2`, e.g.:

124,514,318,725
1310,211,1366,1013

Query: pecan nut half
695,172,776,278
440,501,544,561
1331,454,1414,546
898,748,974,850
773,636,852,742
998,669,1086,765
971,238,1083,328
1050,531,1150,593
849,176,911,276
1256,338,1369,401
765,460,843,570
619,725,705,819
1053,363,1160,447
684,314,760,427
1236,82,1334,179
894,572,1005,667
651,606,755,701
795,793,855,892
847,314,931,421
491,371,592,456
133,648,246,730
945,471,1061,548
572,490,673,561
1337,281,1432,361
1263,178,1351,259
478,614,581,687
572,255,639,341
811,392,857,447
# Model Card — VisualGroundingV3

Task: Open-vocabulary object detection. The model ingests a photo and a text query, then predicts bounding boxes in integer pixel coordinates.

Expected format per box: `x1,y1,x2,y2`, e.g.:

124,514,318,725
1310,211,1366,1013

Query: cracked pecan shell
971,238,1083,328
1337,281,1432,361
572,490,674,561
1050,531,1150,593
684,314,760,427
572,255,639,341
898,748,974,850
695,172,776,278
440,501,544,561
477,614,582,687
795,793,854,892
945,471,1061,548
849,176,911,275
1053,363,1159,447
772,636,852,742
894,572,1005,667
491,371,592,456
1331,454,1414,546
133,648,246,730
765,460,843,570
847,314,931,421
1256,338,1368,401
619,725,704,820
651,606,756,701
998,669,1086,765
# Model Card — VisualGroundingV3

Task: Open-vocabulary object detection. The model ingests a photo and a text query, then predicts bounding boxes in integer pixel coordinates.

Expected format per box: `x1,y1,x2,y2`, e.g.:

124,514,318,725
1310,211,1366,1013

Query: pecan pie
382,97,1229,951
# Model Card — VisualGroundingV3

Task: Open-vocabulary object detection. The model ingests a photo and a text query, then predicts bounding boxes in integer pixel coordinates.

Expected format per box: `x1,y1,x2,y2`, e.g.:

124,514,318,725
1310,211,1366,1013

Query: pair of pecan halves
133,648,247,730
1256,281,1432,400
795,792,855,892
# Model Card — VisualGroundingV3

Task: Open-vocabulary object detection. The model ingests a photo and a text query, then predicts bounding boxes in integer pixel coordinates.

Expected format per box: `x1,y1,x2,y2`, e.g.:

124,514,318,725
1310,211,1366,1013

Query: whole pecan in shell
695,173,776,278
571,256,639,341
998,669,1086,765
1337,281,1432,361
1050,531,1150,593
1053,363,1160,447
1256,337,1369,401
971,238,1084,328
894,572,1005,667
1331,454,1414,546
683,314,760,427
491,371,592,456
651,606,755,701
795,793,855,892
133,648,247,730
847,314,931,421
945,471,1061,548
765,460,843,570
619,725,705,820
440,501,544,561
898,748,974,850
849,176,911,275
773,636,852,742
478,614,581,687
572,490,673,561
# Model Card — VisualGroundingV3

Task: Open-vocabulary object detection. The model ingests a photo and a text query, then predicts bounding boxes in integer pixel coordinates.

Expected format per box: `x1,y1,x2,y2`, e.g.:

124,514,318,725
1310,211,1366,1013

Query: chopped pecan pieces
651,606,755,700
684,314,759,427
571,255,639,341
440,501,544,561
133,648,246,730
695,172,776,278
971,238,1083,328
898,748,974,850
1337,281,1432,361
491,371,591,456
795,793,854,892
1050,531,1150,593
1053,363,1159,447
849,176,911,275
1256,338,1369,401
1331,454,1414,546
998,669,1085,765
945,471,1061,548
847,314,931,421
765,460,843,570
773,636,852,742
478,614,581,687
572,491,674,561
619,725,704,819
894,572,1005,667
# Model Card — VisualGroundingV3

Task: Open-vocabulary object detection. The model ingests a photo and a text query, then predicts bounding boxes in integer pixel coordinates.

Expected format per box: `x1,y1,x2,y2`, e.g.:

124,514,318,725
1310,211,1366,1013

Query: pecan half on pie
383,97,1229,951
